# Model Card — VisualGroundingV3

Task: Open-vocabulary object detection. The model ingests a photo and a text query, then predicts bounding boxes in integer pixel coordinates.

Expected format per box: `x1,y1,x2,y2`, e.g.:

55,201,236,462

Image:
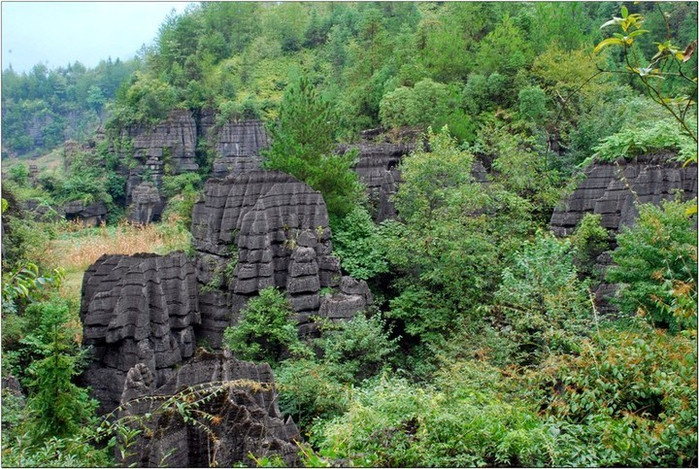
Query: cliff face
81,170,372,414
198,112,269,178
550,153,697,237
120,111,271,223
550,153,697,313
118,353,300,468
80,252,199,413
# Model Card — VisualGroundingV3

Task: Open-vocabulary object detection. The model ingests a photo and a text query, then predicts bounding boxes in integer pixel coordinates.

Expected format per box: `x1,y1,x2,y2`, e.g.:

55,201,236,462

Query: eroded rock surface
191,170,370,344
80,252,199,413
117,351,300,468
127,182,163,224
550,153,697,237
550,153,697,313
120,110,198,205
204,119,269,178
63,200,108,226
339,134,413,222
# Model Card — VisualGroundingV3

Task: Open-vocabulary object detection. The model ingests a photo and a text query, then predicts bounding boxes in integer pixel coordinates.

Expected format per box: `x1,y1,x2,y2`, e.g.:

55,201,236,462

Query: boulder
119,110,198,203
117,351,300,468
206,120,269,178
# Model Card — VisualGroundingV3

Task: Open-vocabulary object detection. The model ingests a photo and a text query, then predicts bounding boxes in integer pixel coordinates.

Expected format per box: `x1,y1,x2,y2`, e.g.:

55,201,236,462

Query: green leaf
594,37,625,53
621,6,629,18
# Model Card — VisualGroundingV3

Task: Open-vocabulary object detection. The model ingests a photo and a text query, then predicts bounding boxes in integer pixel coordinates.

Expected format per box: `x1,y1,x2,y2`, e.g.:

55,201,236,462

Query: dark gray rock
80,252,199,414
191,170,369,342
338,139,412,222
63,200,108,226
127,182,163,224
119,110,198,204
319,276,373,322
205,120,269,178
550,153,697,237
550,153,697,313
118,351,300,468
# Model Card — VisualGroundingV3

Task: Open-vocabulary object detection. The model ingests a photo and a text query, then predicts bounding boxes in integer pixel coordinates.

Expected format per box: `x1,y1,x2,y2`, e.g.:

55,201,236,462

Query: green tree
606,199,697,332
20,299,97,445
263,75,363,220
223,287,306,365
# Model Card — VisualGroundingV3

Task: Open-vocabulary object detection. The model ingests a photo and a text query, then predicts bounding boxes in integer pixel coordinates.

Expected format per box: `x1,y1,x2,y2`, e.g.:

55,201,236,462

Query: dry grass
45,218,191,300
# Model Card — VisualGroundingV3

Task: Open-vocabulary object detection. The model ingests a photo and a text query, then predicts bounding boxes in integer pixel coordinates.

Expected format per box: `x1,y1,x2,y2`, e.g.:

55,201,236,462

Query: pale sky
1,1,195,73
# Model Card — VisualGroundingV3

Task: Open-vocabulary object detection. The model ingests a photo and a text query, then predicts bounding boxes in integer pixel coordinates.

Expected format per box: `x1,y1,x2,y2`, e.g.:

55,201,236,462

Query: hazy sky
2,2,194,73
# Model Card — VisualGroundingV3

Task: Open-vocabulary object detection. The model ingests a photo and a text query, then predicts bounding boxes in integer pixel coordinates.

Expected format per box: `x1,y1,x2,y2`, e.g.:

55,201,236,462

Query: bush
331,205,388,281
276,312,398,429
494,232,591,365
606,199,697,332
378,78,450,130
315,365,554,467
591,118,697,164
316,313,398,383
569,213,610,278
17,298,97,445
530,324,697,467
223,287,307,365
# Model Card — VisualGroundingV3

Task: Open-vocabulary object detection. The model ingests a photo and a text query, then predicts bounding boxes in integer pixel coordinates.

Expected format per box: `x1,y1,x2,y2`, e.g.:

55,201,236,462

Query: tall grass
45,217,191,300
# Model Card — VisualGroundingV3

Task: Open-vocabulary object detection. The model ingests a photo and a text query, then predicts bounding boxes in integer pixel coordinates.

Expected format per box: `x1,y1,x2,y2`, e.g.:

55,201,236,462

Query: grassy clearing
44,217,191,301
2,147,65,174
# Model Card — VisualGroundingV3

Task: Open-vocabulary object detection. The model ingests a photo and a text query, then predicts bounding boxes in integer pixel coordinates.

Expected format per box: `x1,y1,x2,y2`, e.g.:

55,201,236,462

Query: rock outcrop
203,119,269,178
191,170,369,344
339,128,489,221
63,200,108,226
338,131,414,221
80,252,199,413
117,351,300,468
550,153,697,237
120,110,198,213
550,153,697,313
127,182,163,224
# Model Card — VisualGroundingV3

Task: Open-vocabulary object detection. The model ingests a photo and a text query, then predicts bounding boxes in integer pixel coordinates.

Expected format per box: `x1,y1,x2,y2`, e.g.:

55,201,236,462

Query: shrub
223,287,307,365
316,313,398,383
530,324,697,467
275,358,352,430
569,213,610,278
606,199,697,332
494,232,591,365
315,365,554,467
18,298,97,445
331,205,388,281
378,78,450,130
591,118,697,164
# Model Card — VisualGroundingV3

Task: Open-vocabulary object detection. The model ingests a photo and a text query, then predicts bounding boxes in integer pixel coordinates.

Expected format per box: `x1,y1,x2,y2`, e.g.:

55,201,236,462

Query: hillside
1,2,697,467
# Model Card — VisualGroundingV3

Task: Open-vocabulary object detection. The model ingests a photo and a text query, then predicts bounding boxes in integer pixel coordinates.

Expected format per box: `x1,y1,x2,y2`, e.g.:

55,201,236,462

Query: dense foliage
2,2,697,467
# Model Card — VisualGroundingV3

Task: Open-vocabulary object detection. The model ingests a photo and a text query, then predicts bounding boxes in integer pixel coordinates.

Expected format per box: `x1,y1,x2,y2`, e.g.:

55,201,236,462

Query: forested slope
1,2,697,467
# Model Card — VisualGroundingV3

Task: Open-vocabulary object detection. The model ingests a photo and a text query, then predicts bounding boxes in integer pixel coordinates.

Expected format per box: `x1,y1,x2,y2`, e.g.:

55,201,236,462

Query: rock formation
338,130,414,222
80,252,199,414
119,110,198,218
191,170,369,344
127,182,163,224
117,351,300,468
550,153,697,313
550,153,697,237
201,117,269,178
63,200,108,226
339,128,489,221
